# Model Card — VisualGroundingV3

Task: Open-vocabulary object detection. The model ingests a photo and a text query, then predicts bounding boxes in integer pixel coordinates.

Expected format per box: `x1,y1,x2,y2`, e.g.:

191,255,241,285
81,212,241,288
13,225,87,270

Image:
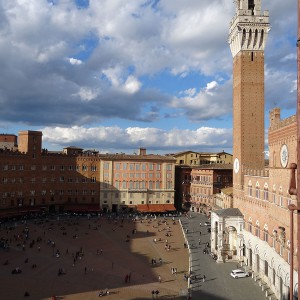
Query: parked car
230,269,250,279
204,221,210,226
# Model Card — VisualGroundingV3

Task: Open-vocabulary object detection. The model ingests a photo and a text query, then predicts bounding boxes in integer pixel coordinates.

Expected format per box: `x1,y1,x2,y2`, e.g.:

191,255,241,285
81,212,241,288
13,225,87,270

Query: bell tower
229,0,270,190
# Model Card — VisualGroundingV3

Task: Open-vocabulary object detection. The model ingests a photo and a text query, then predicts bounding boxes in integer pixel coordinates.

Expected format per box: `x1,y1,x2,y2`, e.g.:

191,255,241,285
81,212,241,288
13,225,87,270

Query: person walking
158,275,161,283
203,274,206,282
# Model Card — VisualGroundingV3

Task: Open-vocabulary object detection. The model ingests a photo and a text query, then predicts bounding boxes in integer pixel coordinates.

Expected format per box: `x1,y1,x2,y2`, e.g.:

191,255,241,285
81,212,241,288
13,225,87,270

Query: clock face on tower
234,158,240,174
280,144,289,168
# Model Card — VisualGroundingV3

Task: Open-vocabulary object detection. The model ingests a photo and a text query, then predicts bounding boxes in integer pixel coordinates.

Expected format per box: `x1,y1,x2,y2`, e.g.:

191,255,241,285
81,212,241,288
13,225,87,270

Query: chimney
139,148,146,156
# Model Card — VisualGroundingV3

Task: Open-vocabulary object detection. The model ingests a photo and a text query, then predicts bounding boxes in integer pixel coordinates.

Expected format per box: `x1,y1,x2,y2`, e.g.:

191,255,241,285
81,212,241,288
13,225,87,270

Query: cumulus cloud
170,79,232,122
42,125,232,153
69,57,83,65
0,0,296,153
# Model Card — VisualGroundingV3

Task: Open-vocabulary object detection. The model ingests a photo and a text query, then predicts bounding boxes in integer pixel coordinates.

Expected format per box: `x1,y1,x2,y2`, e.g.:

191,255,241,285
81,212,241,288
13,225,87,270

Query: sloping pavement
180,212,267,300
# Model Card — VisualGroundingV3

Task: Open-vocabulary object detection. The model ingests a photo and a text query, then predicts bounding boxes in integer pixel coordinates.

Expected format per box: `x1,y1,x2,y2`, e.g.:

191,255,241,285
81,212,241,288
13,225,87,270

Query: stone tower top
229,0,270,57
234,0,261,12
269,108,281,129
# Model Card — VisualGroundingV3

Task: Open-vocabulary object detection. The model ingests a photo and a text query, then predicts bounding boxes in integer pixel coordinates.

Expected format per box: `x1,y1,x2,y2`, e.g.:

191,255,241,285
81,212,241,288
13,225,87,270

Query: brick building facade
0,131,176,217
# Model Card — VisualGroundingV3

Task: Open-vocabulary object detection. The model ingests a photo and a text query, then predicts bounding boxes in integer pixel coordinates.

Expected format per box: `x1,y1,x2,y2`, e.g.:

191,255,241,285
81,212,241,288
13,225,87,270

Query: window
248,223,252,233
115,163,121,170
135,164,140,171
31,165,36,170
279,196,283,207
3,165,8,171
167,164,172,171
255,186,260,199
122,163,127,170
103,193,107,198
91,177,96,183
2,177,7,184
42,165,47,171
91,165,96,171
280,245,284,256
157,164,161,171
142,164,146,171
149,164,154,171
69,165,73,171
104,163,109,170
130,164,134,171
122,181,127,189
263,231,268,243
82,165,87,171
264,189,269,201
255,226,260,237
248,186,252,196
60,165,65,171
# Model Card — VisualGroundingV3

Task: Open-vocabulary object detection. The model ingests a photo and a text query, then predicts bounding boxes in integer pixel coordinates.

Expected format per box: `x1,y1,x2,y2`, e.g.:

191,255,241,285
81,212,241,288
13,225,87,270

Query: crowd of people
0,211,188,299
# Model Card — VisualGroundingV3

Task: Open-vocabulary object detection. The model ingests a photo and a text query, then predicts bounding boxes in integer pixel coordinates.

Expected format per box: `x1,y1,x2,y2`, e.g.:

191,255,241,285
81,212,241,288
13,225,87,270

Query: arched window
255,182,260,199
263,224,268,243
255,220,260,237
248,180,253,196
248,217,252,233
263,183,269,201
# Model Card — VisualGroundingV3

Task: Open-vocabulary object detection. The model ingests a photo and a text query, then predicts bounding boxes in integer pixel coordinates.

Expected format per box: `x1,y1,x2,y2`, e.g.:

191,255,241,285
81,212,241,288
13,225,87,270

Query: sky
0,0,297,154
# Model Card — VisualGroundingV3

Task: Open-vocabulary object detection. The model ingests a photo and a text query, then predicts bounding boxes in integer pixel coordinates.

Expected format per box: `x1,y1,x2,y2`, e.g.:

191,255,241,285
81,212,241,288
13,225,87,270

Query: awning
136,204,176,213
64,205,101,212
0,207,43,218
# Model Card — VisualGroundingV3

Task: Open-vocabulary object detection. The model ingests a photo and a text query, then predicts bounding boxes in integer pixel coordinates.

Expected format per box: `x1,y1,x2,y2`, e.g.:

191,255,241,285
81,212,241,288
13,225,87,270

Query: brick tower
228,0,270,190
